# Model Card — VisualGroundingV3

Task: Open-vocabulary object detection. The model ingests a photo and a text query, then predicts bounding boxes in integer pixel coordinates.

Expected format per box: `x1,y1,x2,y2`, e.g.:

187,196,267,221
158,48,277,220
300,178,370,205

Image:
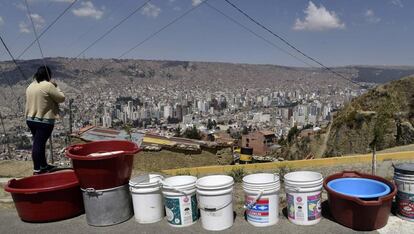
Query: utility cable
66,0,129,49
118,0,208,58
205,2,315,68
25,0,51,80
17,0,78,59
0,35,26,112
72,0,152,60
223,0,360,86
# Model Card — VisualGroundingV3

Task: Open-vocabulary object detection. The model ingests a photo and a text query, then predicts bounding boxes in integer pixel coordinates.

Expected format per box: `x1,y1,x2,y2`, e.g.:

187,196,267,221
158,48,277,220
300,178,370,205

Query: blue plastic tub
327,178,391,198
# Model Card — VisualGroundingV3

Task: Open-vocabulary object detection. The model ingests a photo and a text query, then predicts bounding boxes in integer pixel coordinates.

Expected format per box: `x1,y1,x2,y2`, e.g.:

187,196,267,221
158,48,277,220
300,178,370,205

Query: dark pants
27,121,54,170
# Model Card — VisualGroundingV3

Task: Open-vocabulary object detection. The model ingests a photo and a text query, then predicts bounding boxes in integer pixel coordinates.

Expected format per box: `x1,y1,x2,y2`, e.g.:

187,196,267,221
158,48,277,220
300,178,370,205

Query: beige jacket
25,81,65,120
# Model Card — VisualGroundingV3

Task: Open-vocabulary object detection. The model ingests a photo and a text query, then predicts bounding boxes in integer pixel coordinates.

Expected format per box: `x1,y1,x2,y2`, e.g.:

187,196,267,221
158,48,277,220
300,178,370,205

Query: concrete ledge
162,151,414,175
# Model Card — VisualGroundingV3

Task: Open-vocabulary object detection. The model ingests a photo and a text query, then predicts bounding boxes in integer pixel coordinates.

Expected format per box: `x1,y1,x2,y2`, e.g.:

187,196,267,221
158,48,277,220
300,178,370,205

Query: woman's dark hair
34,66,52,82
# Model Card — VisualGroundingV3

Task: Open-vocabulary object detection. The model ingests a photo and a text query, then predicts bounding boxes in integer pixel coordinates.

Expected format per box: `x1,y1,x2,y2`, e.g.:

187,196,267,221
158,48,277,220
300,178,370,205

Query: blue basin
327,178,391,198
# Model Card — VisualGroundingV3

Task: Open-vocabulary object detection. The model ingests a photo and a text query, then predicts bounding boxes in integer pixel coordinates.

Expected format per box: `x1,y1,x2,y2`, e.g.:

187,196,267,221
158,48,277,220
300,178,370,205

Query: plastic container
129,174,165,224
196,175,234,231
327,178,391,198
324,171,397,231
162,176,199,227
81,184,133,226
242,173,280,227
66,140,140,189
4,170,84,222
393,163,414,221
284,171,323,226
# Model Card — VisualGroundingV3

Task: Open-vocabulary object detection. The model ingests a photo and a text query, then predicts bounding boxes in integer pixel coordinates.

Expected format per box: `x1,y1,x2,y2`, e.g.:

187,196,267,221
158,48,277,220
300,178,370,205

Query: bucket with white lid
162,175,199,227
196,175,234,231
284,171,323,225
394,163,414,221
129,174,164,224
242,173,280,227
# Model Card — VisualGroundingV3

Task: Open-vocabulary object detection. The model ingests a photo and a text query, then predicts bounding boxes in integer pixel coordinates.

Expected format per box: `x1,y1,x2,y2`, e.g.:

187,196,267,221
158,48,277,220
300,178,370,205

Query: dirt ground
133,150,233,172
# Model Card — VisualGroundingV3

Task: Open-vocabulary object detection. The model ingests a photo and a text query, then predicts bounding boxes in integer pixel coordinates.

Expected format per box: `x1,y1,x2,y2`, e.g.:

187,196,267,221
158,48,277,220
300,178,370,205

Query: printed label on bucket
288,194,306,221
287,194,295,220
246,196,269,223
307,194,321,221
165,194,199,226
397,191,414,219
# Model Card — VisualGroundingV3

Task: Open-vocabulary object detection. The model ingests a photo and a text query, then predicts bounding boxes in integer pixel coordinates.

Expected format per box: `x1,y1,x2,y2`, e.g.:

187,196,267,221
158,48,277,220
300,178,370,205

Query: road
0,208,413,234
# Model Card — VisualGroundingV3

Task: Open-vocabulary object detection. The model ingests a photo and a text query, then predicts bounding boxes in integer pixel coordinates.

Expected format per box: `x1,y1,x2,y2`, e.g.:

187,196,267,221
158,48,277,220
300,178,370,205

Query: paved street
0,208,412,234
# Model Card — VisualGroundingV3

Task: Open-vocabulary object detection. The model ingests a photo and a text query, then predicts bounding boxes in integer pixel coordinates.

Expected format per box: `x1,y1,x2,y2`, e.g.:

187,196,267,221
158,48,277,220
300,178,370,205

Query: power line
223,0,360,86
0,111,12,160
71,0,152,60
0,35,27,113
0,36,28,81
25,0,51,80
118,0,208,59
66,0,129,49
204,2,315,68
17,0,78,59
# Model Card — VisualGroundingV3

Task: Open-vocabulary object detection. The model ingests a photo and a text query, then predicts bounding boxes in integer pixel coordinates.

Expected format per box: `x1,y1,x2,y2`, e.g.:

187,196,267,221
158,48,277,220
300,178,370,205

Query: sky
0,0,412,67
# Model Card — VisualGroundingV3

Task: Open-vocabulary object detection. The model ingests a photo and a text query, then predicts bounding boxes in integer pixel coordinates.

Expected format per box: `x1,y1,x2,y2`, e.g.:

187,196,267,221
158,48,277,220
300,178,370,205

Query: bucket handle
160,181,191,197
244,190,264,210
84,188,103,196
198,199,233,212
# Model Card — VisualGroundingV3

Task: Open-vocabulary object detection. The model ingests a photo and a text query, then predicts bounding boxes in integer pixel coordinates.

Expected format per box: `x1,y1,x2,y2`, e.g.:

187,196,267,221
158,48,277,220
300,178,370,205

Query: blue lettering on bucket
246,197,269,223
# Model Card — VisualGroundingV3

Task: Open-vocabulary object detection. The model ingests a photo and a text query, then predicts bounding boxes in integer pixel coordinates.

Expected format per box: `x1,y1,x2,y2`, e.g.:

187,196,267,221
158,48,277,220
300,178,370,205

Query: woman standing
25,66,65,174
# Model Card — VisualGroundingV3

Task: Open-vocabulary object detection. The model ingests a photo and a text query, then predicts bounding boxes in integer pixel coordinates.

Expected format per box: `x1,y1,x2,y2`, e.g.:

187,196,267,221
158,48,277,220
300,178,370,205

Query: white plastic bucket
284,171,323,226
242,173,280,227
196,175,234,231
129,174,164,224
394,163,414,221
162,176,199,227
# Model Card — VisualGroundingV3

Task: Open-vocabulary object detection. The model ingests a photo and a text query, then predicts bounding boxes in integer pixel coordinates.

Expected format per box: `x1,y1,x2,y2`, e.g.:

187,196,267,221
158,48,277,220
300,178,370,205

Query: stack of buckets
394,163,414,221
66,141,138,226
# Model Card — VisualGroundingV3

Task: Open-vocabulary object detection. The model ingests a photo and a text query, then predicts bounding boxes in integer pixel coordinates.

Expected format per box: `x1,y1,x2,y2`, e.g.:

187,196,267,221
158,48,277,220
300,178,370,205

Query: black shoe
33,165,58,175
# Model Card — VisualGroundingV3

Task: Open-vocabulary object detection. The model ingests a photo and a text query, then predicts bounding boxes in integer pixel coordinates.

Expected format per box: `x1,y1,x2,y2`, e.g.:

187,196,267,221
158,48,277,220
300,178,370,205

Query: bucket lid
163,175,197,188
243,173,279,184
129,174,163,187
196,175,234,190
394,163,414,175
284,171,322,183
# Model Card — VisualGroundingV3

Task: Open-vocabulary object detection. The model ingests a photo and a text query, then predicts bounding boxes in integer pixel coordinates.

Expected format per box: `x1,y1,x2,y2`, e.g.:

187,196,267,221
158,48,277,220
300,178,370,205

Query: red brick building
241,131,277,156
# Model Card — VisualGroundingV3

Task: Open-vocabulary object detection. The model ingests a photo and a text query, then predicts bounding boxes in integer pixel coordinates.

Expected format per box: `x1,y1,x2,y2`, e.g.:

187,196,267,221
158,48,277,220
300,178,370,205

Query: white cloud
0,16,4,27
173,6,181,11
30,13,46,29
192,0,203,6
141,3,161,18
15,3,26,11
50,0,75,2
72,1,104,20
365,9,381,24
18,13,45,33
19,22,31,33
293,1,345,31
390,0,403,7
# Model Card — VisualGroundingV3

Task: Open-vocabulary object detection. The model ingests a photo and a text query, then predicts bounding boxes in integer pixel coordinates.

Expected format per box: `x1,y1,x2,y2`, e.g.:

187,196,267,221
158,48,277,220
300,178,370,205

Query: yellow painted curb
162,151,414,176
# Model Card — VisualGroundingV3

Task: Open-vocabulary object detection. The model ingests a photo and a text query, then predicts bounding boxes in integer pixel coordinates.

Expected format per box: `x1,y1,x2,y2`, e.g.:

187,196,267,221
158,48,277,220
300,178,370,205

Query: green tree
174,125,182,137
287,125,299,143
207,119,213,130
183,125,202,140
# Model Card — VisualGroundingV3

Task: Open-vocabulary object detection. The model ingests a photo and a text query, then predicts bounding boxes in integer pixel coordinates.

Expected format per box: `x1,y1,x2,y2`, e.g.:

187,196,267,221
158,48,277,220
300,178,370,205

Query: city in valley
2,57,405,164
